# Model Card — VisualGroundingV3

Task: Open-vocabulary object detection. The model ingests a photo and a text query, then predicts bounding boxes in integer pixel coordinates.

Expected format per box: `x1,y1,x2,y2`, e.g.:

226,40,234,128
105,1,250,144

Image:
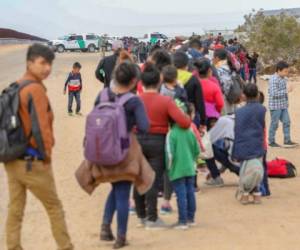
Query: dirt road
0,45,300,250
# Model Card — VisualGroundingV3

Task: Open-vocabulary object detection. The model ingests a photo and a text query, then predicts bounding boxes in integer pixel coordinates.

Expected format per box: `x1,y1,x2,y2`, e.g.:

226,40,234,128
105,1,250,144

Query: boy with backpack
233,84,266,205
160,65,188,103
213,49,243,115
0,44,73,250
166,102,200,229
64,62,83,116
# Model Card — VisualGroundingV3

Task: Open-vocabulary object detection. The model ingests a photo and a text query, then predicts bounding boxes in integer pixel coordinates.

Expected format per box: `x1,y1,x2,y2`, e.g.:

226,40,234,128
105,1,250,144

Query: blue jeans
103,181,131,237
269,109,291,144
249,68,257,84
68,91,81,113
260,153,271,196
172,177,196,224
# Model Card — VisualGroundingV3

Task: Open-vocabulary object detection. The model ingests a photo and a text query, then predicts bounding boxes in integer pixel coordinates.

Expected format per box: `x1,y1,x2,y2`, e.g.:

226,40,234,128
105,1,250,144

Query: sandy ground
0,46,300,250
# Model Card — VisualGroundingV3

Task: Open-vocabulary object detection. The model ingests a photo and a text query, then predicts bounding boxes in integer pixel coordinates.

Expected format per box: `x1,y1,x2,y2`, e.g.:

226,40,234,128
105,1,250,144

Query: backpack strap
117,92,135,106
99,88,110,102
100,88,135,106
18,80,36,90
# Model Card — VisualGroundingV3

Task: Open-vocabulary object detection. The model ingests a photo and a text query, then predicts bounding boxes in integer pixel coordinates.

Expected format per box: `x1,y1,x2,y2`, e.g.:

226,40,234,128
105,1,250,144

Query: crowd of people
0,32,298,250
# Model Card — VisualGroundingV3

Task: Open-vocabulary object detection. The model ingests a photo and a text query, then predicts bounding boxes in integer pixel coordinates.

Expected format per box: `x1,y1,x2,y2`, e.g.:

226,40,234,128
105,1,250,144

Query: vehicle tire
88,44,96,53
57,45,65,53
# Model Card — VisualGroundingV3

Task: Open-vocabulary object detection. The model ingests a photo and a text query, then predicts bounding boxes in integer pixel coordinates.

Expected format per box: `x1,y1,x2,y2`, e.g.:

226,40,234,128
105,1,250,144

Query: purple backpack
84,88,134,165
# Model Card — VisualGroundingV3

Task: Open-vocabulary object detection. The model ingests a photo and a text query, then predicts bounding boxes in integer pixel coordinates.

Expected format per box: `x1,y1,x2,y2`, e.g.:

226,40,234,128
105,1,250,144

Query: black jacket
184,75,206,126
95,53,118,87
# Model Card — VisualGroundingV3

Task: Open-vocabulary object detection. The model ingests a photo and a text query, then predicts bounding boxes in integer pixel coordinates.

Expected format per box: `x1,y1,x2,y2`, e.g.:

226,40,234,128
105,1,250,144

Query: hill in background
0,28,48,41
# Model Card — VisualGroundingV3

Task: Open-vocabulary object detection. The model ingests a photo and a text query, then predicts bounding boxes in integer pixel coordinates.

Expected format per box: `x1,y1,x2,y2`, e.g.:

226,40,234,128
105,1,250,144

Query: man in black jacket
95,40,123,87
173,51,206,129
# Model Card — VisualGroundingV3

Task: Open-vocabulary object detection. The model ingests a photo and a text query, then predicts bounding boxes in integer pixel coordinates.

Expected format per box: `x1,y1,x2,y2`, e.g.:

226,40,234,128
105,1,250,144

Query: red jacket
137,64,145,95
139,92,191,134
200,77,224,113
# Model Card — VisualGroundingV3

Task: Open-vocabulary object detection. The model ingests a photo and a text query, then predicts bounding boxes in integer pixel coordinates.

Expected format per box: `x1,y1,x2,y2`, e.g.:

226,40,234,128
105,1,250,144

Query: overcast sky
1,0,300,38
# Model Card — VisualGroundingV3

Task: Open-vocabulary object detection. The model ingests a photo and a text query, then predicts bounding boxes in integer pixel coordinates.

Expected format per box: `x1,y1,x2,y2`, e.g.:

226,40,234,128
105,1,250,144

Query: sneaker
160,206,173,215
187,221,197,227
173,222,189,230
268,142,280,148
205,176,224,187
136,218,147,228
283,141,299,148
145,218,167,230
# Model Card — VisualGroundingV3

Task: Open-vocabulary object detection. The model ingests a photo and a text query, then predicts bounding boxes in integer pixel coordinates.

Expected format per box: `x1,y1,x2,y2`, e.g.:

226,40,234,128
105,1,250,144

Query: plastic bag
199,131,214,160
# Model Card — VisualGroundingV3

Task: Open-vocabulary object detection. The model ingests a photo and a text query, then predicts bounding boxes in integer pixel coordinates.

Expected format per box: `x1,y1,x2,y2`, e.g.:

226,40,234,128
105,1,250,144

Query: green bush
237,11,300,66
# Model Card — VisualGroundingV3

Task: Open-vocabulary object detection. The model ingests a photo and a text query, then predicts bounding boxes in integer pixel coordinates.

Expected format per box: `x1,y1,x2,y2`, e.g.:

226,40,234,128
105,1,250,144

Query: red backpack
267,158,297,178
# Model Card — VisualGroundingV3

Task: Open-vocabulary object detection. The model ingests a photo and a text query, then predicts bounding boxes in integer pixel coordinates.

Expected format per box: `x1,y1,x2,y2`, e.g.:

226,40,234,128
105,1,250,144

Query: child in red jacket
64,62,82,116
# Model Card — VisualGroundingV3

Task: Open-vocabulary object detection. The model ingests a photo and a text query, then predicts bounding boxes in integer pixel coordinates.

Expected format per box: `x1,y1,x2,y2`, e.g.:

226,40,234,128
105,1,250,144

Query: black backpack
0,80,33,163
226,72,245,105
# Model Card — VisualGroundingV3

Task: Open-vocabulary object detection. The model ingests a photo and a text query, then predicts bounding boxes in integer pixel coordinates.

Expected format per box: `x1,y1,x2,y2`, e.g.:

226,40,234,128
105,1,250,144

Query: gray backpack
226,71,244,105
0,80,33,163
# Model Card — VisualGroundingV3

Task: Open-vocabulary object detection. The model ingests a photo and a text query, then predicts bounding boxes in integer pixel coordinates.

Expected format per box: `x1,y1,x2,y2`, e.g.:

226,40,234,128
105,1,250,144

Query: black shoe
268,142,280,148
100,224,115,242
113,236,128,249
283,141,299,148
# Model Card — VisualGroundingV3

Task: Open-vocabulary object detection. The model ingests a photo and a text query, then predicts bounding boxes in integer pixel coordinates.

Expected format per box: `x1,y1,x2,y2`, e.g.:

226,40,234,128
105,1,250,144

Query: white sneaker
173,223,189,230
145,218,167,230
205,176,224,187
187,221,197,227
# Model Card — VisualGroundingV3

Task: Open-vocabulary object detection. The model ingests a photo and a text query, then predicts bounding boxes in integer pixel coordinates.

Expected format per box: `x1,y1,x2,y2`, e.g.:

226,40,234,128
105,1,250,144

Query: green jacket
166,124,200,181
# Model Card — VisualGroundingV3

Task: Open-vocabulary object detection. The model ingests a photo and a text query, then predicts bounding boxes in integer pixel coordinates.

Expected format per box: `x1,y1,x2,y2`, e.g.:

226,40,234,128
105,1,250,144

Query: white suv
139,32,169,44
49,33,100,53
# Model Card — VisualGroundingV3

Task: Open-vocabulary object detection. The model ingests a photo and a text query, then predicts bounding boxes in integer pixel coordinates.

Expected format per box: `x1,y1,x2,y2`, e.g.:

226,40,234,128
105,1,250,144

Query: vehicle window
151,34,160,39
68,36,76,41
86,35,97,40
75,35,84,40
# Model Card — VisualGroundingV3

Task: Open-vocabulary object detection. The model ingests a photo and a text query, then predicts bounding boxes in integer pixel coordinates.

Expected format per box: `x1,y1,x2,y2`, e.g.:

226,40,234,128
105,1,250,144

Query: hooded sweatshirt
166,125,200,181
177,69,206,125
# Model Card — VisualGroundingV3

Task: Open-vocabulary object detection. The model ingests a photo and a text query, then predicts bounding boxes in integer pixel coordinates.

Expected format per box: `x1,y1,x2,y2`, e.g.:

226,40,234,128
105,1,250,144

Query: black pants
163,172,173,200
134,134,166,222
206,145,240,179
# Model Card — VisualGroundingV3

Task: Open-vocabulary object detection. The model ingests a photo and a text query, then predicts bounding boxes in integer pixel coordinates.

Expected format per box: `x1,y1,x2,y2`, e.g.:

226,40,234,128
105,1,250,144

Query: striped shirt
268,74,288,110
